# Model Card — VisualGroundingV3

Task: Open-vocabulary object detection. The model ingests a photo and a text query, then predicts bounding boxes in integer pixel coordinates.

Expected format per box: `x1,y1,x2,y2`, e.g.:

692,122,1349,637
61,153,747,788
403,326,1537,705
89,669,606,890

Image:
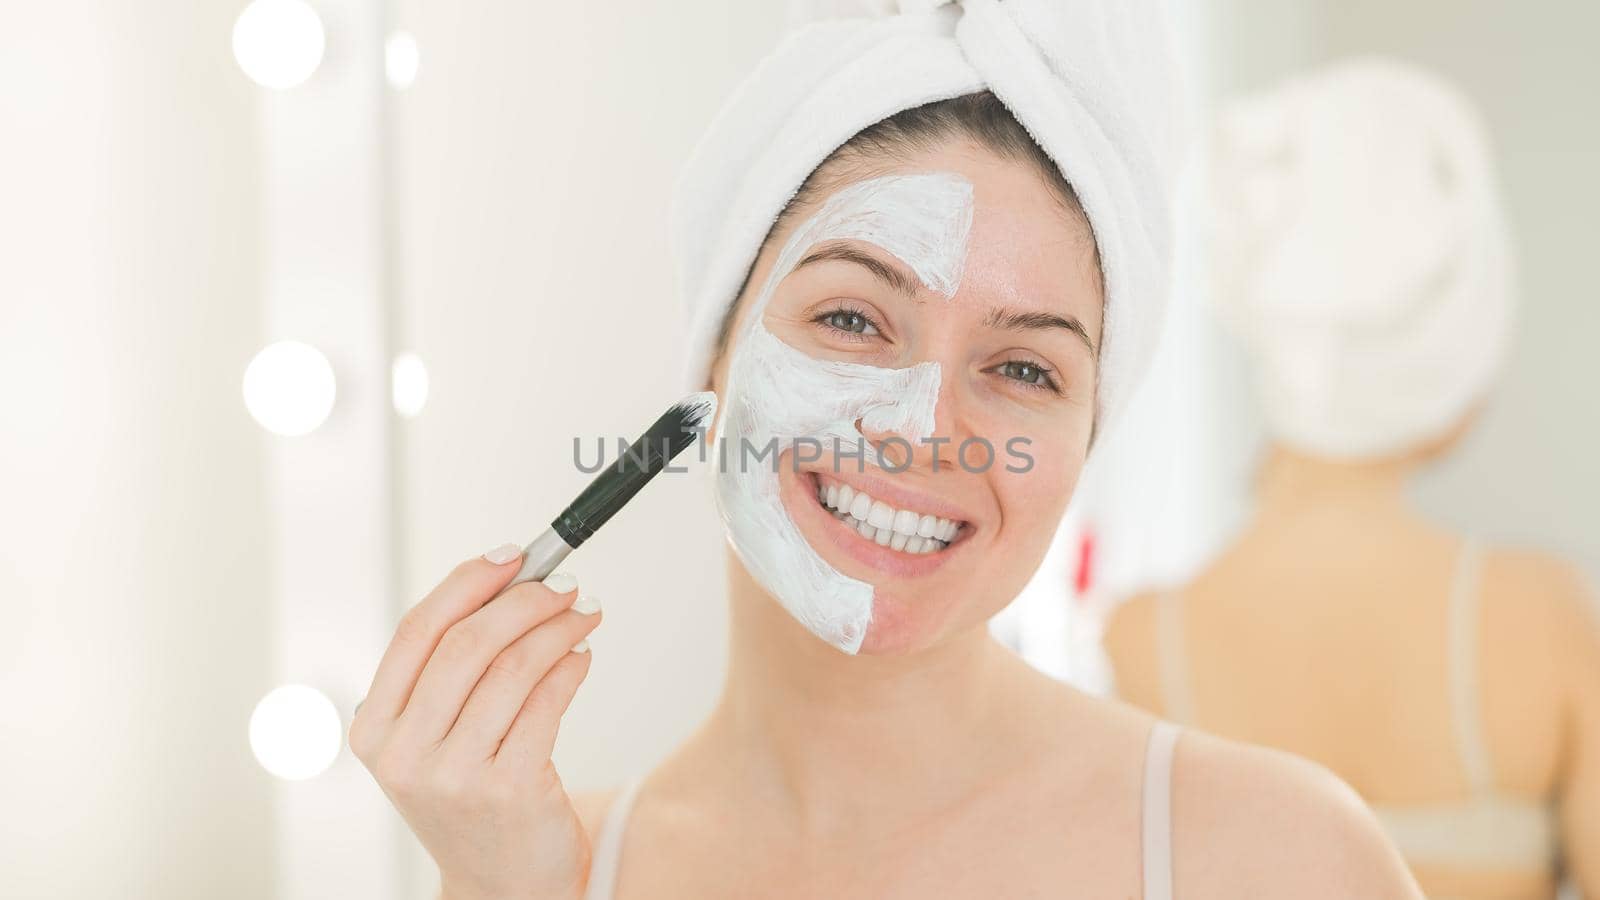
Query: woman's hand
350,544,602,900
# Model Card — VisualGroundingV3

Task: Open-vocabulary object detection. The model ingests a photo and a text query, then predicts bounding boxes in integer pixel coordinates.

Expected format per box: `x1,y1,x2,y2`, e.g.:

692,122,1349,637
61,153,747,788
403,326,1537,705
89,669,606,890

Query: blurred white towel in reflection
1210,58,1516,459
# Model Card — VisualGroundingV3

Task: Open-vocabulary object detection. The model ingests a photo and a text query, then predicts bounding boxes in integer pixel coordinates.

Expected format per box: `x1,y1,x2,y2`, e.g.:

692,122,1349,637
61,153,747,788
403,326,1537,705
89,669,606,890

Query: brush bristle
659,390,718,452
624,390,718,472
550,391,719,547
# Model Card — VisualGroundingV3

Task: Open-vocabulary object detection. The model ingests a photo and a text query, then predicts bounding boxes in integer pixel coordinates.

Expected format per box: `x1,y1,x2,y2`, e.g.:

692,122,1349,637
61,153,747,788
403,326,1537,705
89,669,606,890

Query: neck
1253,444,1415,520
695,554,1045,830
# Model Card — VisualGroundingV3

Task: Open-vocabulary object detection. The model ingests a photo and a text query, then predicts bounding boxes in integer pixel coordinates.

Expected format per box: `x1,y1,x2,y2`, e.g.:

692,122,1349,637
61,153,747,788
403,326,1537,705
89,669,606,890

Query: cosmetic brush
505,391,718,588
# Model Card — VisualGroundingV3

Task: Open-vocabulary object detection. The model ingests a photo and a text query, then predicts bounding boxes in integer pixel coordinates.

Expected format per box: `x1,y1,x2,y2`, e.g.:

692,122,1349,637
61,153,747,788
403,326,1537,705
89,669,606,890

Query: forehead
771,172,974,300
777,157,1103,329
953,169,1103,323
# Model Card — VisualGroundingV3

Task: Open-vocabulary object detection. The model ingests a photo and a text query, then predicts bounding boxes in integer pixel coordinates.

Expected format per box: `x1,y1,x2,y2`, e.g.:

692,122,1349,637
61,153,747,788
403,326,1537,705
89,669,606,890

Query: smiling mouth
807,472,967,555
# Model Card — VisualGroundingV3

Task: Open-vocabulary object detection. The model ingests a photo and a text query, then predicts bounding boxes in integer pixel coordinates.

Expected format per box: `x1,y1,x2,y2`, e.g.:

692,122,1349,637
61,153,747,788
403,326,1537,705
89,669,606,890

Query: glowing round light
232,0,326,90
249,684,343,780
385,31,419,89
391,351,429,418
242,340,337,436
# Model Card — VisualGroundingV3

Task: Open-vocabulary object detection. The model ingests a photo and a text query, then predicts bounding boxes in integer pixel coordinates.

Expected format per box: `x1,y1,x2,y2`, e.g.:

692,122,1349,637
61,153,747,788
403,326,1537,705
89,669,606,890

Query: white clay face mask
712,172,974,653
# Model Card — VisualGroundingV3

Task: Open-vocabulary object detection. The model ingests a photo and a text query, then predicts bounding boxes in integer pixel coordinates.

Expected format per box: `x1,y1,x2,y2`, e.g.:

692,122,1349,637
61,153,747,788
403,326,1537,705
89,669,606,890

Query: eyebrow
794,239,1096,356
794,241,922,298
983,307,1098,357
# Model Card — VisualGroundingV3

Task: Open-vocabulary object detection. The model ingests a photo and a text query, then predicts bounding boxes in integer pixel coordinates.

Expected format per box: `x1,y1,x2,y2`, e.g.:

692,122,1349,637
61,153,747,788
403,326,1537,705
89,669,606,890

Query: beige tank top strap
582,777,645,900
1447,537,1495,797
1155,589,1196,724
1141,720,1181,900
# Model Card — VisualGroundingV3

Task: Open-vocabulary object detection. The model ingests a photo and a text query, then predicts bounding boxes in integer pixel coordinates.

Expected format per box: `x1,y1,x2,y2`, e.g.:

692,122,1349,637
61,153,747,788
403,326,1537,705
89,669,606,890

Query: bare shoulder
1172,729,1421,899
572,789,621,843
1482,545,1594,607
1484,547,1600,676
1101,590,1164,712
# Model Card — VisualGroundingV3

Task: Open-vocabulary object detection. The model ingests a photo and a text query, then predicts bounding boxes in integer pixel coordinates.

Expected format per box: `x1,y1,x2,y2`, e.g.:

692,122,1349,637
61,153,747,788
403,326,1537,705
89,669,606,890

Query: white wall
387,1,787,894
0,2,276,897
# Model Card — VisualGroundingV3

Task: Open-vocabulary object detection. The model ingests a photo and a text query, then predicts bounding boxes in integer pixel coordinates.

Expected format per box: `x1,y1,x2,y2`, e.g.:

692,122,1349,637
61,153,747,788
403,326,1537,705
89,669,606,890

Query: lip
778,459,975,580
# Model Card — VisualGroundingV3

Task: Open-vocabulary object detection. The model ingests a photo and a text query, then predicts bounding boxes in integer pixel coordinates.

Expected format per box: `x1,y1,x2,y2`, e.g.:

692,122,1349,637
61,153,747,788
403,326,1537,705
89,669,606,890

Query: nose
857,369,970,473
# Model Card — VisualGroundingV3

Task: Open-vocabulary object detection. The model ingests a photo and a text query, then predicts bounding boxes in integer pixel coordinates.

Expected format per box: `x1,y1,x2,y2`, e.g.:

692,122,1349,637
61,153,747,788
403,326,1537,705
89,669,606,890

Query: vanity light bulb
242,340,337,436
232,0,325,90
391,351,429,418
249,684,343,781
385,31,420,89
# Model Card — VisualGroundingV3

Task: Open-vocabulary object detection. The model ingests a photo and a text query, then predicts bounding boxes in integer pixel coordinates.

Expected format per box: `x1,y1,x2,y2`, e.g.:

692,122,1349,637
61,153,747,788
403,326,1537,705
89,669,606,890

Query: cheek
972,390,1091,503
992,430,1086,554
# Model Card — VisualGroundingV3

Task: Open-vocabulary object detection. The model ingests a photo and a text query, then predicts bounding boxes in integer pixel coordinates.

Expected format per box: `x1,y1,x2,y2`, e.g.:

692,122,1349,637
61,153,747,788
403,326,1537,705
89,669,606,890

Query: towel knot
897,0,957,13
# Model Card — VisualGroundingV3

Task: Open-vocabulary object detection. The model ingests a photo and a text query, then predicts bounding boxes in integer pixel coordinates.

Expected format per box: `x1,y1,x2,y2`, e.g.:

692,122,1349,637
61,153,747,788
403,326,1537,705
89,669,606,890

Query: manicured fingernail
483,543,521,565
544,572,578,594
572,593,600,615
571,639,590,653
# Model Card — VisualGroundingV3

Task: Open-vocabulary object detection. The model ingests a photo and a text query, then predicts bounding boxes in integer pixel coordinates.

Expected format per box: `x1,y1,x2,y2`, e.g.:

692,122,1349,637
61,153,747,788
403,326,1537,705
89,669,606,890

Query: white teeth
867,500,894,530
849,492,871,520
815,478,963,554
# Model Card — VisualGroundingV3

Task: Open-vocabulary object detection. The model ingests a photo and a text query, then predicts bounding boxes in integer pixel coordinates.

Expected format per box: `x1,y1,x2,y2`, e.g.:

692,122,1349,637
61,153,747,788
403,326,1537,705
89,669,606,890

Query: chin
854,588,949,655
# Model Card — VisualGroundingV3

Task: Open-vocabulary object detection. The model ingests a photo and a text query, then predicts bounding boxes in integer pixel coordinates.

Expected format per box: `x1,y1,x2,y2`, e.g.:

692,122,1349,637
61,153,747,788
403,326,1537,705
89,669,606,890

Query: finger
393,574,580,746
445,601,602,760
497,644,593,766
358,546,528,734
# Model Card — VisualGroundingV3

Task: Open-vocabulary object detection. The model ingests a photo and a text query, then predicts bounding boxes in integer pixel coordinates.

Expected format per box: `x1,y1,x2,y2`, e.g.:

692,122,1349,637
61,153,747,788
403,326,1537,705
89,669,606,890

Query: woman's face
710,142,1103,656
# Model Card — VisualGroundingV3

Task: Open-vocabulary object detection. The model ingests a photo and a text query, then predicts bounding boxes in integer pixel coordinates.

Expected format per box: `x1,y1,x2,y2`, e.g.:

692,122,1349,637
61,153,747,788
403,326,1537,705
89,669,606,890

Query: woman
1105,61,1599,898
351,4,1421,898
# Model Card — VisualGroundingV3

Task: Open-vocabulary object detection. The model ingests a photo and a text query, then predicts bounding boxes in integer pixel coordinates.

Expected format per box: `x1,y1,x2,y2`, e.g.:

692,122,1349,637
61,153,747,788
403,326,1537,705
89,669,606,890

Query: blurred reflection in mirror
1104,59,1598,900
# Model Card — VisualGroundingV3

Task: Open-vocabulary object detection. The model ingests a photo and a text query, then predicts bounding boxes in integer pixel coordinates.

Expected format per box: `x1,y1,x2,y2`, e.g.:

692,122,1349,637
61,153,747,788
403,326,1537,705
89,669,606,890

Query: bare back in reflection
1108,435,1598,899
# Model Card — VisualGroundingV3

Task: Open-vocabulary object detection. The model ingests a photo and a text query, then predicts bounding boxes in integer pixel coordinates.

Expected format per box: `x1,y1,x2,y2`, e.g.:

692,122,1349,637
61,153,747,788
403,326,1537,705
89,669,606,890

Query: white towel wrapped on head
1209,58,1517,459
672,0,1185,439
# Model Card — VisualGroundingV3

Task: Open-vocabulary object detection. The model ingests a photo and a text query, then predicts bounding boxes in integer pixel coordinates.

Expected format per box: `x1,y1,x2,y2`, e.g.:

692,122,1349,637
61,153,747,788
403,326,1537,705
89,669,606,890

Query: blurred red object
1074,528,1096,601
